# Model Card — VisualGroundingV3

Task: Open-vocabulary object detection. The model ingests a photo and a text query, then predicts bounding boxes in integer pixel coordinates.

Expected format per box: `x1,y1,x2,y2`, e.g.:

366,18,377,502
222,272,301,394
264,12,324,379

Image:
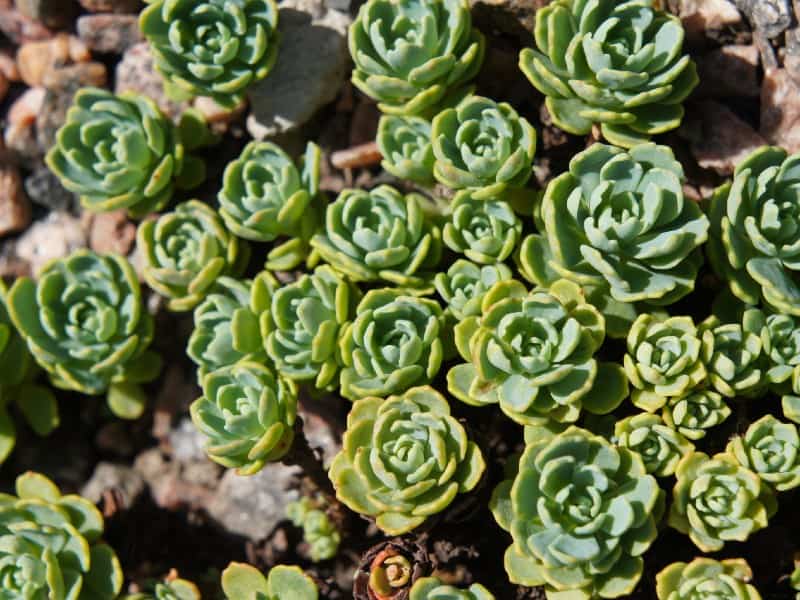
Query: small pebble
0,165,31,237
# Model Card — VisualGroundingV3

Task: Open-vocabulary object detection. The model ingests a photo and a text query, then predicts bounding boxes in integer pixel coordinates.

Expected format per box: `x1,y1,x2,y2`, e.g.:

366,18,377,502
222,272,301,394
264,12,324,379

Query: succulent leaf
613,412,693,477
661,389,731,441
409,577,495,600
699,310,766,398
378,115,436,185
727,415,800,492
443,191,522,264
434,260,514,320
287,497,341,562
221,562,318,600
656,558,761,600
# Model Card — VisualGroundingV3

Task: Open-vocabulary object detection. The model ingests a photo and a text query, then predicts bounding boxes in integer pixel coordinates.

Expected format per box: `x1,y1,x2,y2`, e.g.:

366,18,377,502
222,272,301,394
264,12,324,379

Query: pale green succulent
656,558,761,600
662,389,731,441
443,192,522,264
377,115,435,185
434,260,514,320
286,497,341,563
122,576,201,600
410,577,495,600
700,310,766,398
614,412,693,477
221,563,318,600
727,415,800,492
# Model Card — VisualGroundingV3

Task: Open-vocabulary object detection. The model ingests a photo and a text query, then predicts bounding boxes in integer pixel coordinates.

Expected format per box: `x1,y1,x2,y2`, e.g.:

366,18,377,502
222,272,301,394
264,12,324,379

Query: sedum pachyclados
431,95,536,200
519,0,698,148
190,361,297,476
410,577,495,600
122,575,200,600
490,426,661,599
140,0,280,108
286,497,341,563
443,192,522,264
221,562,318,600
8,250,161,420
434,260,514,320
0,471,123,599
219,141,323,271
377,115,435,186
138,200,249,312
656,558,761,600
662,389,730,441
613,412,693,477
448,279,628,425
349,0,485,116
329,386,485,535
727,415,800,492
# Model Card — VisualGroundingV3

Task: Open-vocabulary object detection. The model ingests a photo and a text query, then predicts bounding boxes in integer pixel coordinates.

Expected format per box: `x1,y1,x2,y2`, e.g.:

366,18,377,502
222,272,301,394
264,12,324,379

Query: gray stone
13,211,87,276
116,42,189,120
761,68,800,153
169,417,209,463
24,166,78,212
0,6,53,44
77,14,142,53
678,0,743,40
247,0,351,139
81,462,145,507
78,0,141,13
733,0,792,38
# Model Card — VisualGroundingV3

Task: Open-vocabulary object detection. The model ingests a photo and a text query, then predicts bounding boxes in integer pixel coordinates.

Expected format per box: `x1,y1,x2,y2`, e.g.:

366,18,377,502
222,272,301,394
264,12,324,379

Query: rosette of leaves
265,266,358,390
221,562,318,600
431,95,536,200
443,192,522,264
190,361,297,475
699,311,765,398
727,415,800,492
490,426,661,598
138,200,249,312
123,574,200,600
614,413,693,477
0,471,123,599
434,260,513,320
187,273,277,382
624,314,706,412
410,577,495,600
140,0,280,108
353,539,432,600
8,250,161,420
378,115,435,185
339,290,445,400
519,0,698,148
287,497,341,562
448,279,628,425
46,88,212,218
668,451,773,552
311,186,442,291
329,386,485,535
707,146,800,316
349,0,485,116
519,143,709,324
219,141,324,270
662,389,731,441
656,558,761,600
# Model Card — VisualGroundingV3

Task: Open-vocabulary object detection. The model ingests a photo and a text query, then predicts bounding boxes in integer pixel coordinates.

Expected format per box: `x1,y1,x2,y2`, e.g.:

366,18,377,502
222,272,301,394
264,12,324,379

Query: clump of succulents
519,0,698,147
662,389,731,441
311,186,442,292
700,310,766,398
669,451,774,552
221,562,318,599
434,260,513,320
8,250,161,419
432,95,536,200
339,290,446,400
443,192,522,264
656,558,761,600
614,413,693,477
491,426,661,598
727,415,800,492
219,141,323,270
122,573,200,600
329,386,485,535
349,0,485,116
287,496,341,562
410,577,494,600
377,115,435,185
190,361,297,475
140,0,280,108
0,471,123,599
448,279,628,425
138,200,249,312
519,143,709,335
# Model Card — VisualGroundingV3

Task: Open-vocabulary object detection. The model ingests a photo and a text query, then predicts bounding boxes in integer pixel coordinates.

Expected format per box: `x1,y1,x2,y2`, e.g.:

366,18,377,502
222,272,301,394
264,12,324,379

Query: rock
24,166,77,212
761,68,800,153
4,87,46,162
81,462,145,507
733,0,792,38
0,49,20,82
469,0,545,41
0,71,8,104
696,44,759,97
17,34,90,87
169,417,208,464
785,28,800,86
206,464,300,542
678,0,742,40
0,165,30,236
77,14,142,53
0,7,53,43
88,209,136,255
116,42,189,120
78,0,141,13
192,96,247,134
14,211,87,276
15,0,77,29
134,448,219,510
247,0,351,139
683,100,767,175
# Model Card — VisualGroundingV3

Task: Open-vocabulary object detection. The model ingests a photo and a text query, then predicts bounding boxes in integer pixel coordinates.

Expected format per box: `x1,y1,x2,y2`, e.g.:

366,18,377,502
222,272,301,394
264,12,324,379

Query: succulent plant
443,192,522,264
699,311,765,398
349,0,485,116
339,290,446,401
613,412,693,477
378,115,436,185
0,471,123,599
122,574,201,600
187,273,277,383
519,0,698,147
190,361,297,475
311,186,442,292
448,279,628,425
519,143,709,329
287,497,341,562
662,389,731,441
669,451,773,552
353,539,432,600
490,426,661,598
707,146,800,316
431,95,536,200
140,0,280,108
221,562,318,600
656,558,761,600
624,314,706,412
138,200,249,312
409,577,494,600
46,88,212,218
757,311,800,391
265,266,359,390
727,415,800,492
329,386,485,535
219,141,323,271
792,560,800,599
7,250,161,420
434,260,514,320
